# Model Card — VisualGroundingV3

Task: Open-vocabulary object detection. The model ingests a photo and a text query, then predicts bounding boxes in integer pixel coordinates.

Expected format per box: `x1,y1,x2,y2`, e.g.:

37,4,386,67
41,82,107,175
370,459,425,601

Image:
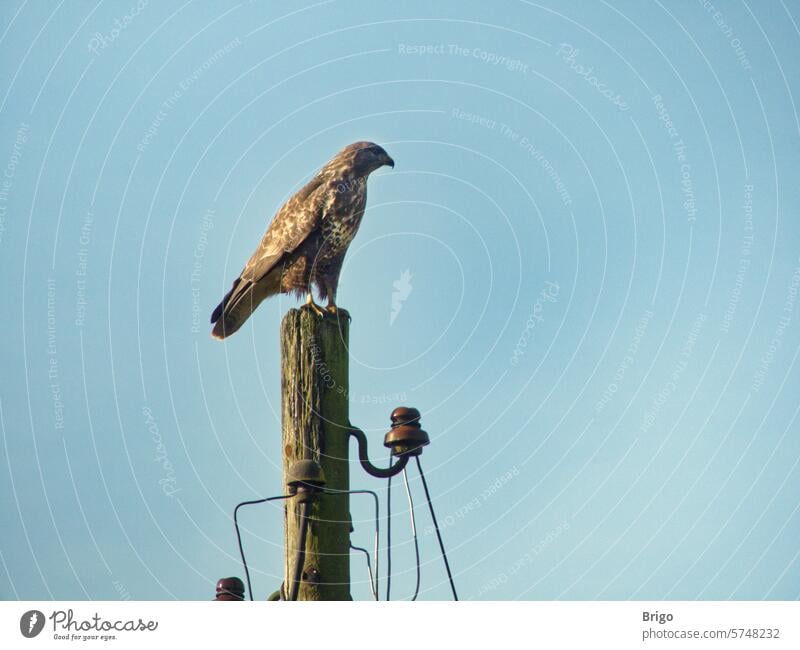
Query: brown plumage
211,141,394,339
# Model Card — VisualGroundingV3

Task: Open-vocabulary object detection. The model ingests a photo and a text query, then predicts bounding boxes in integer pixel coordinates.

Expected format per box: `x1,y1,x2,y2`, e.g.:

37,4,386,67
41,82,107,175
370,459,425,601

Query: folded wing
210,174,327,339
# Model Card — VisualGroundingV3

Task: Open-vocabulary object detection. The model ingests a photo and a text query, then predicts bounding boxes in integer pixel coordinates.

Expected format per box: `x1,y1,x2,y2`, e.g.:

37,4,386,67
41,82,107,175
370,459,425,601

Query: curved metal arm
349,427,409,478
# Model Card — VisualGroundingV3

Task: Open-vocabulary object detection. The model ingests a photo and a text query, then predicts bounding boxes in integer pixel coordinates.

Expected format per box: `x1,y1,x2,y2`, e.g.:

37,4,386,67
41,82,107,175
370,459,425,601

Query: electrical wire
233,494,292,601
402,465,421,601
344,489,380,600
316,486,380,599
232,461,430,602
350,543,377,600
415,456,458,601
244,486,380,601
385,449,393,601
288,500,311,601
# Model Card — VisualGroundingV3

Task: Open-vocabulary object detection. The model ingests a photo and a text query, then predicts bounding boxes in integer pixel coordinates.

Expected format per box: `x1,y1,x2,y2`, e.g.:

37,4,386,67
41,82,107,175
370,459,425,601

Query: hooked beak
385,155,395,169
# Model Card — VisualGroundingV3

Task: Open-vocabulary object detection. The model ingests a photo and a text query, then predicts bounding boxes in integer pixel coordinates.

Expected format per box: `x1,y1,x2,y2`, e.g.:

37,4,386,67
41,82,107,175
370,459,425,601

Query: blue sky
1,0,799,601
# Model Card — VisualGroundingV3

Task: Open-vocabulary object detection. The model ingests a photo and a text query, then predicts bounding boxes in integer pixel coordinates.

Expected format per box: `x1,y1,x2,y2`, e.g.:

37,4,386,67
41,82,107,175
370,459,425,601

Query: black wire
402,466,421,601
340,489,380,600
386,449,393,601
235,488,382,602
415,456,458,601
350,543,377,600
288,500,311,601
233,494,292,601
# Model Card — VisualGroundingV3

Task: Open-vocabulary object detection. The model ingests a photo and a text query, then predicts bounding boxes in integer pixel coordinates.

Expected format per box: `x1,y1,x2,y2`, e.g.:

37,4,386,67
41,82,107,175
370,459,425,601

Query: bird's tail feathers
210,272,281,340
210,278,241,325
211,292,254,339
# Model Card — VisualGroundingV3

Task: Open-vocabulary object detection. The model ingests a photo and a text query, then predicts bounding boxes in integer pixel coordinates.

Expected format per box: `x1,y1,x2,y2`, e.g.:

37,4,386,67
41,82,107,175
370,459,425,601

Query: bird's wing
211,173,329,325
242,175,328,283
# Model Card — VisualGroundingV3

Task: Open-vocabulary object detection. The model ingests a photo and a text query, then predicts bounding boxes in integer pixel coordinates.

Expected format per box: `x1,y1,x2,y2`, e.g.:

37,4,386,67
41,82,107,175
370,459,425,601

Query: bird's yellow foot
304,303,325,317
305,293,325,317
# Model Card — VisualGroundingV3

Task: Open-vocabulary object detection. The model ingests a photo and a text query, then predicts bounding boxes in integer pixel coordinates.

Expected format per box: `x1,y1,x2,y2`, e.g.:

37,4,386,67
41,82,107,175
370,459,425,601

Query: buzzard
211,141,394,339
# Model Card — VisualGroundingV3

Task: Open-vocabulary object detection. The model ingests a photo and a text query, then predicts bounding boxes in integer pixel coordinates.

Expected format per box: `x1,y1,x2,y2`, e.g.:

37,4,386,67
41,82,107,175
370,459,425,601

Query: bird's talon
305,293,326,317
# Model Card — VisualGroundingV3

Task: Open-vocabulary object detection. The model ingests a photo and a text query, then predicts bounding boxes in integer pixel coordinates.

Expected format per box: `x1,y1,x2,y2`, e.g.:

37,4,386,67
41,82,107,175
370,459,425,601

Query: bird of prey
211,141,394,339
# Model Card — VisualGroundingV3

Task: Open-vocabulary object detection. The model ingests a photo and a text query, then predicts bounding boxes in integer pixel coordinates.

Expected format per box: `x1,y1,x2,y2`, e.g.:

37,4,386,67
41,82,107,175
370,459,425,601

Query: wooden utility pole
280,307,351,600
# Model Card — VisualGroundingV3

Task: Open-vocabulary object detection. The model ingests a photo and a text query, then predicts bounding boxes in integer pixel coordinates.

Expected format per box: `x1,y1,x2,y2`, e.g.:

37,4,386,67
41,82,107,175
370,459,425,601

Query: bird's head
340,141,394,176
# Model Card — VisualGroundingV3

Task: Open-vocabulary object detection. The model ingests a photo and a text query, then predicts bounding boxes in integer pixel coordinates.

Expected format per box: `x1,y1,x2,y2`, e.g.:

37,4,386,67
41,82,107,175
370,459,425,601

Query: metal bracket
349,427,410,478
349,406,430,479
